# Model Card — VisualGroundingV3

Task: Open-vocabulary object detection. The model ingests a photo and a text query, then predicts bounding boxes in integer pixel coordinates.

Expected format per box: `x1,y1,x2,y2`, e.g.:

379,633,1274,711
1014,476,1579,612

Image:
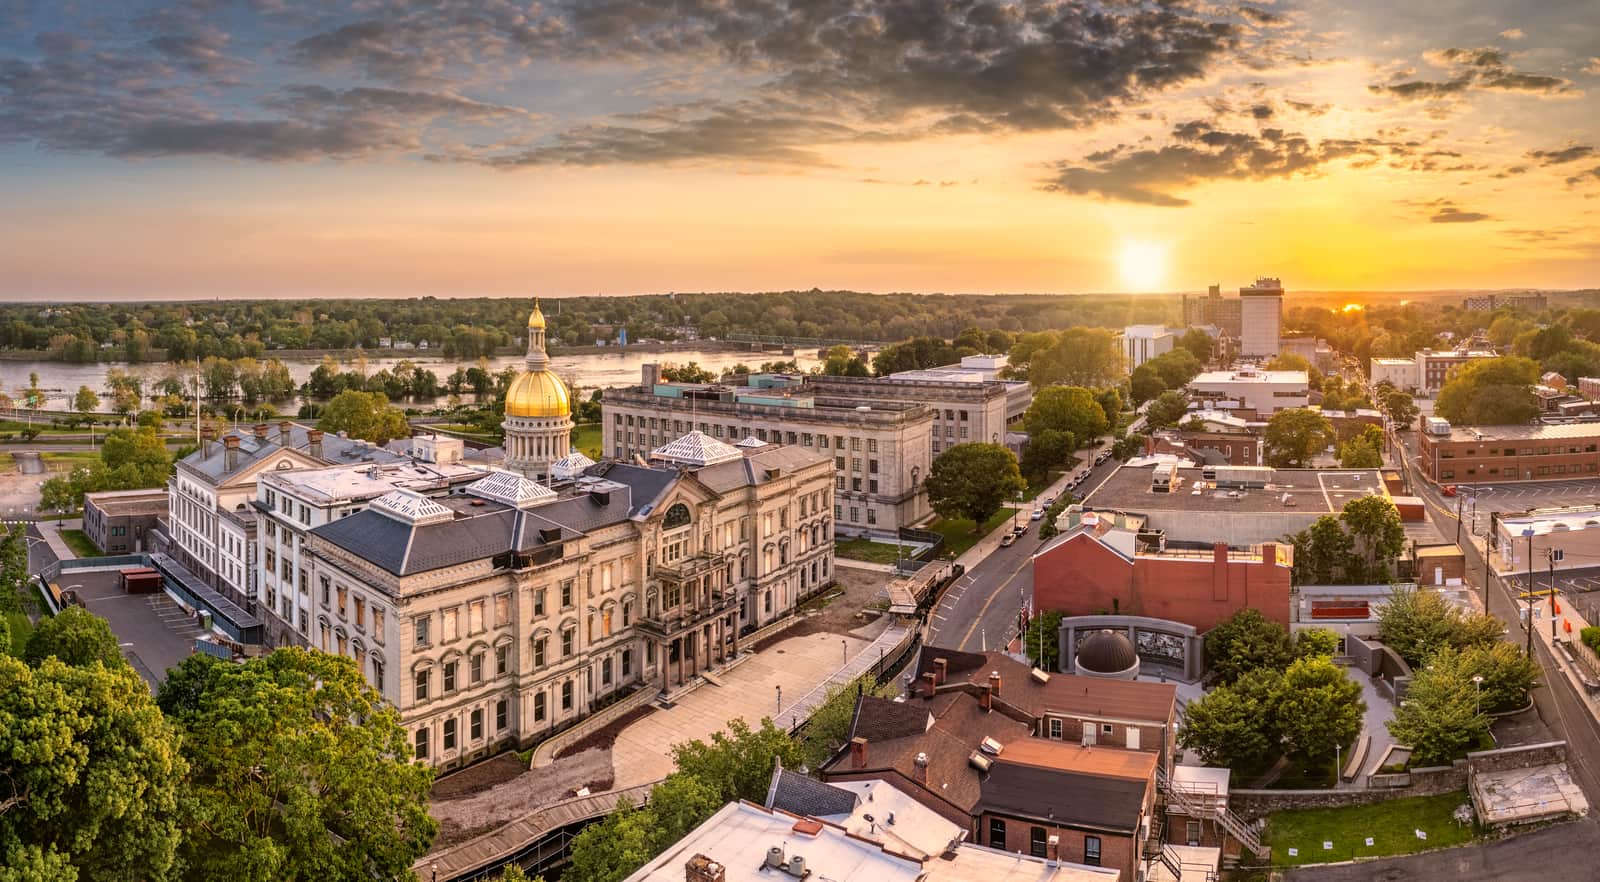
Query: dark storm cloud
1039,120,1429,206
1370,46,1573,102
304,0,1246,166
1527,144,1596,165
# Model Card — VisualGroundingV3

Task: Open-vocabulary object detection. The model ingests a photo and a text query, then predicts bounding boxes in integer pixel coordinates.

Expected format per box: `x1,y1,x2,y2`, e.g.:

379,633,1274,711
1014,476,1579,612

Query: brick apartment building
1032,522,1293,630
1417,422,1600,484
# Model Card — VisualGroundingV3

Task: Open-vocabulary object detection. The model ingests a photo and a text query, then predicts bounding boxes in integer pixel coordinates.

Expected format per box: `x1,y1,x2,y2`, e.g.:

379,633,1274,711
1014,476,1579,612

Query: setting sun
1117,240,1168,292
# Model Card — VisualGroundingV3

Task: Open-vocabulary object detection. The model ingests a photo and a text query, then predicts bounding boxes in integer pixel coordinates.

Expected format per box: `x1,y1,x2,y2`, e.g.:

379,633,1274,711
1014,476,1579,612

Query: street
926,444,1123,652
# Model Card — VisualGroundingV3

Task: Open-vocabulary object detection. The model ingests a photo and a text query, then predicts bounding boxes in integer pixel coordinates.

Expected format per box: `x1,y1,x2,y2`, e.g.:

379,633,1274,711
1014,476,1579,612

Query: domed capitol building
502,299,572,480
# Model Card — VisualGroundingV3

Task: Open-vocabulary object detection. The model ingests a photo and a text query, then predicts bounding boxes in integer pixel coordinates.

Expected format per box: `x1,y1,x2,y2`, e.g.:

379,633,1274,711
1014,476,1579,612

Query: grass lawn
0,453,13,472
40,451,100,470
1264,791,1478,866
835,537,918,564
58,529,103,558
571,422,602,460
3,610,30,656
927,507,1019,558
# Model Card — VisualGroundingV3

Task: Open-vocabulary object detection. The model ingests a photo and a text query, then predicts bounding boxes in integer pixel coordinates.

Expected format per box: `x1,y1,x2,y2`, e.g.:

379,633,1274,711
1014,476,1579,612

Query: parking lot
67,570,205,688
1447,479,1600,513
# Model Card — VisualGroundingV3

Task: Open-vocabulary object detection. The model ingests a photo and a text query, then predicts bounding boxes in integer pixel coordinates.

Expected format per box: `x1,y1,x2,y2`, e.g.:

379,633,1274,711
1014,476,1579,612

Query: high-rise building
1238,277,1283,358
1181,284,1242,338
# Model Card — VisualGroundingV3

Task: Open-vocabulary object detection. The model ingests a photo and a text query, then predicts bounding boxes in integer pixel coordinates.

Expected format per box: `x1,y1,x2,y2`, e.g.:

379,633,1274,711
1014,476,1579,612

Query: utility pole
1525,528,1535,659
1454,490,1464,545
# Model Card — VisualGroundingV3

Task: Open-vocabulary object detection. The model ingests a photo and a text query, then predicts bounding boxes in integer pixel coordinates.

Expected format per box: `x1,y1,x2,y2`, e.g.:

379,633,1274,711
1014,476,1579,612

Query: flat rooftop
85,488,169,517
1429,423,1600,443
262,460,485,505
1085,464,1387,514
1191,369,1308,385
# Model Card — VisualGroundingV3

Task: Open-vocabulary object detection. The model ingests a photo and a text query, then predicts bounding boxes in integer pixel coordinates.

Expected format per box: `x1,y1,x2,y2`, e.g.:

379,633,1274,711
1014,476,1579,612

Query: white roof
1191,369,1308,384
549,451,597,481
1498,508,1600,536
1171,764,1231,798
368,489,454,526
734,436,768,448
651,430,744,467
624,802,923,882
1146,845,1221,882
929,844,1118,882
467,470,558,509
820,779,964,860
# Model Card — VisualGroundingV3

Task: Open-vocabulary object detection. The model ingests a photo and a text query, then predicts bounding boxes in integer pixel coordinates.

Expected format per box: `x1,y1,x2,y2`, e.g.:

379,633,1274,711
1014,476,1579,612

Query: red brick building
1031,525,1293,631
1417,422,1600,484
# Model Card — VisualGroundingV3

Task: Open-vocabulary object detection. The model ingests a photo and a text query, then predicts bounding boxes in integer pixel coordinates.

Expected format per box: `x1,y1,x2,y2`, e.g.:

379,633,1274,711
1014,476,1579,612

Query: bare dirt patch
555,704,658,759
781,566,891,639
431,752,528,802
430,747,614,848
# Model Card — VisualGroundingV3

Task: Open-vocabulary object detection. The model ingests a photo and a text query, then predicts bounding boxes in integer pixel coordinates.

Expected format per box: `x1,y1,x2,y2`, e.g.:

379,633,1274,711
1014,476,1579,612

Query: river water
0,347,818,414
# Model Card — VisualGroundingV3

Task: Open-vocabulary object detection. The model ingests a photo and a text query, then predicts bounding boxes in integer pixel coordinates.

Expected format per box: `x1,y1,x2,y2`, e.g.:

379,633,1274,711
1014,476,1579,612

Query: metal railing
1157,767,1268,860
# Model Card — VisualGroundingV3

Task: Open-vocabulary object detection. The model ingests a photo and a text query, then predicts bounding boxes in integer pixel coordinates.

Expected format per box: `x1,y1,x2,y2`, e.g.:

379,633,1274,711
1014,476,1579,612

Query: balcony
636,590,739,639
654,551,726,582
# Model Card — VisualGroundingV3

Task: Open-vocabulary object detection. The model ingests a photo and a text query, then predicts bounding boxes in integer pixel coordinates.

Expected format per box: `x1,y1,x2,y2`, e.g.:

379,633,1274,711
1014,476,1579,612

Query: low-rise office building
605,363,1031,536
1369,357,1420,392
1417,422,1600,484
1120,325,1177,370
83,488,167,554
302,432,834,769
1186,369,1308,418
165,421,403,608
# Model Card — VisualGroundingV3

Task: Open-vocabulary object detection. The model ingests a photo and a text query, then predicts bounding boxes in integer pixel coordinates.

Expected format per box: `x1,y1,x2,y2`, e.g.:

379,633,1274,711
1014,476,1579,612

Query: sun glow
1341,303,1364,313
1117,240,1168,292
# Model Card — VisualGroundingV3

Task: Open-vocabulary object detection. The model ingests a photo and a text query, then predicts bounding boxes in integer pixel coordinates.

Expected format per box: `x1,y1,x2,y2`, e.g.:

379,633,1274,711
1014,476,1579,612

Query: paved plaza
609,621,892,787
68,569,202,688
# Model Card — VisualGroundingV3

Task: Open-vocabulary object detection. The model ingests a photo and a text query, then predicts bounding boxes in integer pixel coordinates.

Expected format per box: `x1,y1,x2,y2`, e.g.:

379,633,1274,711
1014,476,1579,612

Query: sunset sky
1,0,1596,299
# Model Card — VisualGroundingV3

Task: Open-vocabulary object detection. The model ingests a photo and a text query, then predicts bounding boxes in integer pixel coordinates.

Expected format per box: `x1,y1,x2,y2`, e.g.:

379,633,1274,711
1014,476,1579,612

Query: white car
1030,508,1044,521
1000,533,1018,547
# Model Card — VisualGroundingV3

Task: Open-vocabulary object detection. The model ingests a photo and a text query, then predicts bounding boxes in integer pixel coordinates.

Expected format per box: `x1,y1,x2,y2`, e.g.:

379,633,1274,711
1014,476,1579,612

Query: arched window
663,502,691,529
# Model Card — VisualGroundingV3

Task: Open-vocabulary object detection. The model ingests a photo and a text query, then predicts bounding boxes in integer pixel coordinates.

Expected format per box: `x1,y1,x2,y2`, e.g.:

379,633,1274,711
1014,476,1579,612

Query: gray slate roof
180,422,402,484
765,760,858,818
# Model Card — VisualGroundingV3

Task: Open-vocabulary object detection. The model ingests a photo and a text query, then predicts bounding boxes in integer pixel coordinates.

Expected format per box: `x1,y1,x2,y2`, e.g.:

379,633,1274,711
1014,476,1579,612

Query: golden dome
505,369,570,418
527,299,547,330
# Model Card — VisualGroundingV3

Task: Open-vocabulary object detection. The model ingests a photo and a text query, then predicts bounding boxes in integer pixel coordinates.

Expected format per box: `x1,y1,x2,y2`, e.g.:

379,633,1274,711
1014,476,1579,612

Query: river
0,347,818,414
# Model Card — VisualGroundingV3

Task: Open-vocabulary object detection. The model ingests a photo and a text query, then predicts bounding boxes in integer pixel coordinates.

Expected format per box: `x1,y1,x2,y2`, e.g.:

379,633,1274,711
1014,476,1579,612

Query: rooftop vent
969,751,993,772
979,736,1003,756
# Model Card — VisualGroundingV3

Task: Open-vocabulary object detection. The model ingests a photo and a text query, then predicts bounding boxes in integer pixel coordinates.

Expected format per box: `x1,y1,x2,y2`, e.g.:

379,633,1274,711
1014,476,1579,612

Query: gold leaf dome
527,300,547,330
505,369,570,418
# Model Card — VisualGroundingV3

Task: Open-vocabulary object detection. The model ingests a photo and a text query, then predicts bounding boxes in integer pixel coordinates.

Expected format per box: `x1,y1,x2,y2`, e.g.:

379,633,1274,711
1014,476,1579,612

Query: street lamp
1471,675,1484,714
841,638,847,664
775,684,782,715
1523,527,1536,659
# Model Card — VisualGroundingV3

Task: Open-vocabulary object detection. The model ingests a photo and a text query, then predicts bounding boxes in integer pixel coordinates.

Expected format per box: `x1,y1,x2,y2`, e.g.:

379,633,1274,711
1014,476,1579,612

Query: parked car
1041,494,1056,507
1442,484,1458,497
1030,508,1044,521
1000,533,1017,547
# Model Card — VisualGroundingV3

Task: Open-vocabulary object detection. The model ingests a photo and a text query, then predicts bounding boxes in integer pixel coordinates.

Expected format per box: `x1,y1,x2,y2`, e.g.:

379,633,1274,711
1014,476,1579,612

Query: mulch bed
431,752,530,802
553,704,658,759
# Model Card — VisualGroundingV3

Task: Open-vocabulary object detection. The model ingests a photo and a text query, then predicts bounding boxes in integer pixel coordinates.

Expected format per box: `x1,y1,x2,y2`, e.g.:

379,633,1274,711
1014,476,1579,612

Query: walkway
609,621,901,788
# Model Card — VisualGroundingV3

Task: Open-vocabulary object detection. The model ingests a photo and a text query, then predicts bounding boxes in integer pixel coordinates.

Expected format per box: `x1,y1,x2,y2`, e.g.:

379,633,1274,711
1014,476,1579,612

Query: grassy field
1264,791,1478,866
41,451,100,471
58,529,103,559
927,507,1019,558
834,537,918,564
571,423,602,460
0,453,12,472
3,610,30,657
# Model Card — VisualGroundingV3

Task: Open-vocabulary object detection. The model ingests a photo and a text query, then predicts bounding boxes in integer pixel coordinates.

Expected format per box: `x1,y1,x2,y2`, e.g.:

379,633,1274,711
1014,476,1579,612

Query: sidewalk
1528,591,1600,720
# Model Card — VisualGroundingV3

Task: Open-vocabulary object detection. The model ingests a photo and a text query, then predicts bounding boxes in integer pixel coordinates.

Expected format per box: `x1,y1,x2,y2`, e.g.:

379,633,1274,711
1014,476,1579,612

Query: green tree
1461,641,1540,713
1025,386,1109,442
1340,496,1405,579
1026,327,1122,388
1338,436,1382,468
99,426,174,487
1178,683,1274,769
1205,608,1292,684
0,657,185,882
1387,646,1489,766
1435,356,1540,425
1283,515,1359,585
670,717,802,804
563,798,657,882
1024,609,1064,671
1020,429,1074,482
159,649,436,882
1380,388,1420,427
923,443,1028,531
1094,387,1123,427
1146,349,1203,390
1294,627,1340,660
1129,364,1165,405
74,385,99,423
644,773,725,853
317,390,410,446
1376,585,1501,667
820,345,869,377
1143,390,1190,429
1273,657,1364,766
1177,328,1214,363
23,607,124,669
1265,353,1312,373
660,362,717,383
1263,408,1334,468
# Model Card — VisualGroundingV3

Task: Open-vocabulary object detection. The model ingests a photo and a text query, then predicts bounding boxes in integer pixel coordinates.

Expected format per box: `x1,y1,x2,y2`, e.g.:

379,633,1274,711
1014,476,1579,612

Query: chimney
642,363,661,391
920,671,937,699
1262,542,1278,566
912,751,929,786
200,426,215,457
279,420,292,446
979,683,993,712
224,435,241,471
932,657,948,687
253,423,269,442
988,670,1002,697
685,854,726,882
308,429,324,460
850,736,868,769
